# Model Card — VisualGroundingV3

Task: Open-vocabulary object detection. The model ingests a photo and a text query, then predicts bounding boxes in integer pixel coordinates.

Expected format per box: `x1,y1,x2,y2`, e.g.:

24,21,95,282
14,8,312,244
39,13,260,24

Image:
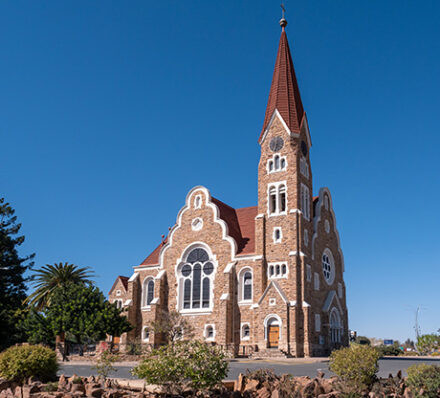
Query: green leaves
132,340,228,394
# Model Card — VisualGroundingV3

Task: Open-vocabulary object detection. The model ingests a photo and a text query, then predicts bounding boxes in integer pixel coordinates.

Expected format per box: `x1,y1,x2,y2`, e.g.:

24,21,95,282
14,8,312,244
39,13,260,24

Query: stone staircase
249,348,291,359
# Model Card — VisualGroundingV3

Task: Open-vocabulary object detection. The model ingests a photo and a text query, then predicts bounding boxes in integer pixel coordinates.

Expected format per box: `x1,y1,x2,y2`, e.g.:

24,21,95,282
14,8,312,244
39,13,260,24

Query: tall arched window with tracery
330,308,342,344
143,278,154,307
179,247,215,312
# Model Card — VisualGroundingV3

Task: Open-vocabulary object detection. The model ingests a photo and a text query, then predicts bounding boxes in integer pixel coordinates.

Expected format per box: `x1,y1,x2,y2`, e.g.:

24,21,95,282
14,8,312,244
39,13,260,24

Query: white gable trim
159,186,237,267
322,290,343,314
128,273,139,282
311,187,345,272
259,109,299,144
300,112,312,148
257,280,290,306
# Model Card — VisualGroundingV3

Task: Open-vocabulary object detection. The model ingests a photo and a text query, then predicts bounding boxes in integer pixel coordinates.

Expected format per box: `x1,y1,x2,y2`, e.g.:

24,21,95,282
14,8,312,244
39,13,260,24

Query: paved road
59,357,440,380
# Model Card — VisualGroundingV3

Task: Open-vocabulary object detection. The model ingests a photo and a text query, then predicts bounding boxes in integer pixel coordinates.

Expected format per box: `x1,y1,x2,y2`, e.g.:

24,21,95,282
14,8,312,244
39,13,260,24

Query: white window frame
267,154,287,174
314,272,320,291
300,156,309,179
142,277,155,309
116,290,121,297
300,183,310,221
322,248,335,286
267,181,287,216
306,264,312,282
177,245,217,315
268,262,288,279
315,313,321,332
238,267,253,304
273,227,282,243
194,194,203,209
330,307,342,343
241,323,250,341
204,324,215,341
142,326,150,342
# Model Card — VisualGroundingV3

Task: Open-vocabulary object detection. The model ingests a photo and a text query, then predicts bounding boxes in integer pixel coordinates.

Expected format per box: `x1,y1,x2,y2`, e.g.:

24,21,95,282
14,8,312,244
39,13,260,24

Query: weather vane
281,3,286,19
280,2,287,28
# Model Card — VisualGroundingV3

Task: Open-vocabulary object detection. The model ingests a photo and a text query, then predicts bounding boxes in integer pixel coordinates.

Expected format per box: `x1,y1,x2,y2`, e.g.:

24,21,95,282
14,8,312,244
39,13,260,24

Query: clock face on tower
269,136,284,152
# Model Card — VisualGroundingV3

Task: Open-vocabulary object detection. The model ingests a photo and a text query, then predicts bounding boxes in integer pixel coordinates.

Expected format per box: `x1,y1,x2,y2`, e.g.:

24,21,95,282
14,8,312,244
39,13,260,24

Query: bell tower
255,15,313,356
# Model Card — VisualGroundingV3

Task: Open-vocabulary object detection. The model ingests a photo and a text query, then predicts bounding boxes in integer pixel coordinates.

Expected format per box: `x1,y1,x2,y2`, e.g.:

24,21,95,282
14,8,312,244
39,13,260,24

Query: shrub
355,336,371,346
0,345,58,383
376,344,402,357
93,349,117,378
43,382,58,392
329,344,380,391
417,334,440,355
406,364,440,398
132,340,228,394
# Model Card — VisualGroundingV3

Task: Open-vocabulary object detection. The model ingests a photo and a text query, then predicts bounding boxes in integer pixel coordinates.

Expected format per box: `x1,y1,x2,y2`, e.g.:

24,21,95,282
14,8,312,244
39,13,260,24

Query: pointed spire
260,17,305,140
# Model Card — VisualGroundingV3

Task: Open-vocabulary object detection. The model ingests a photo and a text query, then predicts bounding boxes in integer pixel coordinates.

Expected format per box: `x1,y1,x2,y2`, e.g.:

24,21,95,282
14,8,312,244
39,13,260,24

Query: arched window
179,247,214,311
322,248,335,285
267,154,287,173
142,327,150,342
330,308,342,344
143,278,154,307
268,183,287,215
241,324,250,340
279,184,286,212
269,186,277,214
239,268,253,302
205,324,215,340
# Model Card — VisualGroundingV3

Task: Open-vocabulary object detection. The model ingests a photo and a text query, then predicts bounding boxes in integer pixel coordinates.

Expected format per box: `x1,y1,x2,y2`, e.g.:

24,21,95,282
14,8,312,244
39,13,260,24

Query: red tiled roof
109,275,129,294
139,200,258,266
260,27,304,140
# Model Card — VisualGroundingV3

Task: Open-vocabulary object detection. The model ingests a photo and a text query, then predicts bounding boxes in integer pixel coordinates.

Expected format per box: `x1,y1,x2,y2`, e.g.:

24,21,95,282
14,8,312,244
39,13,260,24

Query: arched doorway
265,316,281,349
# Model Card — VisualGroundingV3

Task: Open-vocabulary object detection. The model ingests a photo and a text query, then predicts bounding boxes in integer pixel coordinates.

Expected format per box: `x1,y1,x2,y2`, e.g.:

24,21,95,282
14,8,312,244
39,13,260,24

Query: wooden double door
268,325,279,348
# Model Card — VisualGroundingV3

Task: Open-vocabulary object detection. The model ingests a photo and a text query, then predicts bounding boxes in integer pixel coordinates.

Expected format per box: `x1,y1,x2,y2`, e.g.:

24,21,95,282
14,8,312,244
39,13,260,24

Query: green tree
25,262,94,310
45,284,131,356
417,334,440,355
151,310,194,345
0,197,35,350
19,308,56,347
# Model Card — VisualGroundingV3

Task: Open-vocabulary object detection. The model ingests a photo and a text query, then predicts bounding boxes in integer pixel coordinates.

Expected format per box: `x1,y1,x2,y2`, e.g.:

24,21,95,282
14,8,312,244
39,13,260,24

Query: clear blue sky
1,1,439,343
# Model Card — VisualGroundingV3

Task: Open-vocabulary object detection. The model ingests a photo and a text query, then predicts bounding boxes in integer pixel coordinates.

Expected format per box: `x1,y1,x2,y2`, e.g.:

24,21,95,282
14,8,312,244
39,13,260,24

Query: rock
319,379,333,394
85,383,102,396
67,375,79,384
313,379,325,396
104,390,122,398
235,374,245,392
317,370,325,379
0,388,14,398
302,380,316,397
256,387,271,398
397,370,402,380
58,375,67,389
22,384,40,398
13,386,22,398
270,389,279,398
244,379,259,393
88,388,103,397
403,387,413,398
70,383,85,394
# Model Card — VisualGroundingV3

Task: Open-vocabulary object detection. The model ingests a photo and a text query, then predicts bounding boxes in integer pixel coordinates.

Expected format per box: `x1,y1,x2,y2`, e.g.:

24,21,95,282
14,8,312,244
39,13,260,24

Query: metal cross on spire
280,2,288,28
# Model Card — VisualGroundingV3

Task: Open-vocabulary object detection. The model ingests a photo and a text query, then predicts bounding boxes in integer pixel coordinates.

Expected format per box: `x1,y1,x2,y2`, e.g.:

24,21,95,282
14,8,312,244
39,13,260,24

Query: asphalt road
59,357,440,381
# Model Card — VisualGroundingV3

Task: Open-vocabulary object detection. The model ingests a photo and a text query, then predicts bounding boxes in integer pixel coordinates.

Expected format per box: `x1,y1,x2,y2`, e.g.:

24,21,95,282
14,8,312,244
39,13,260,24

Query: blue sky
1,1,439,343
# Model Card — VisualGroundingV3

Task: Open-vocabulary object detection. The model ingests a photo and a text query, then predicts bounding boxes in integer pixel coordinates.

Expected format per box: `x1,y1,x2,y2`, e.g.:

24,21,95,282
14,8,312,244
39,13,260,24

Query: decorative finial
280,3,287,29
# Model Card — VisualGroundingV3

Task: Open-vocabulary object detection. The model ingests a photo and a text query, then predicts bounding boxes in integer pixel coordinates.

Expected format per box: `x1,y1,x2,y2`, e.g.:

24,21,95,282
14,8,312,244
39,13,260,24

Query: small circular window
322,249,335,285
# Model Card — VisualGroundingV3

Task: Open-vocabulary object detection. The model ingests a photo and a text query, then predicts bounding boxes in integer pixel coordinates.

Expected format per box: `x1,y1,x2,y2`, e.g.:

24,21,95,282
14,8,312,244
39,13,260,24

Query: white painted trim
267,261,288,280
259,109,299,144
223,262,236,274
300,112,312,149
263,313,283,340
267,153,287,174
128,273,139,282
273,227,283,243
289,251,306,257
289,300,296,307
311,187,345,272
159,186,237,267
302,301,311,307
240,322,251,341
289,208,302,214
238,266,253,303
124,299,132,306
155,270,166,280
142,326,150,342
258,280,288,305
235,254,262,261
204,324,216,341
255,213,265,219
133,264,160,270
322,290,343,314
267,180,288,217
220,293,229,301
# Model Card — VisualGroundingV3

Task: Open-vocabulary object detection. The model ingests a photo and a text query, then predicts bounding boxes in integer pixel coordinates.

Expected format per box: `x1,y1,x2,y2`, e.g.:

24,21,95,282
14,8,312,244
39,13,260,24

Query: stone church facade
109,19,348,357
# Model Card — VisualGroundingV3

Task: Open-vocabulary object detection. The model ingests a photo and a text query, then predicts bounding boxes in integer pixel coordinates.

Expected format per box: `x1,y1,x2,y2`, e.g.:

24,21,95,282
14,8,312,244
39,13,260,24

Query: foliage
45,284,132,348
406,364,440,398
416,334,440,355
329,344,380,391
132,340,228,393
404,338,415,350
0,344,58,383
43,382,58,392
25,262,95,310
354,336,371,346
375,344,402,357
19,308,56,347
126,339,144,356
93,349,118,378
151,310,194,345
0,198,35,350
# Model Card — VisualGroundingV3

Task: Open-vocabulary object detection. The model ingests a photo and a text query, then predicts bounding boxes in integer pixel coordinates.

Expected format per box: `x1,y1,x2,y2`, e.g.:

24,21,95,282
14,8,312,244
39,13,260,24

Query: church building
109,17,348,357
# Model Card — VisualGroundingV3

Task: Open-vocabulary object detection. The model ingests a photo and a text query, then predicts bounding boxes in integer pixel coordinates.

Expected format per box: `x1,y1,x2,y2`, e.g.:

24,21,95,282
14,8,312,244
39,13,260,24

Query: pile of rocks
0,375,145,398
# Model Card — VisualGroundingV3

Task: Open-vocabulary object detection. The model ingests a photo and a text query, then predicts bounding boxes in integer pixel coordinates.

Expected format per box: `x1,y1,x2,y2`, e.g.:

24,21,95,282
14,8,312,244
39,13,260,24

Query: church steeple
260,17,305,141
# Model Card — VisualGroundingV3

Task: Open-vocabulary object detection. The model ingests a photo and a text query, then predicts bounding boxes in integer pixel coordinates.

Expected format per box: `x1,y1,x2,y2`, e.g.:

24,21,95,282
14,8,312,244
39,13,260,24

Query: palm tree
25,262,95,310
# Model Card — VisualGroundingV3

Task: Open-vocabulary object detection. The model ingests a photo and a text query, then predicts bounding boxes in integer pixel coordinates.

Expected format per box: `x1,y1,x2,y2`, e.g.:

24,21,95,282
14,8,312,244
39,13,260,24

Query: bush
417,334,440,355
406,364,440,398
355,336,371,346
376,344,402,357
330,344,380,391
132,340,228,394
93,349,117,378
0,345,58,383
